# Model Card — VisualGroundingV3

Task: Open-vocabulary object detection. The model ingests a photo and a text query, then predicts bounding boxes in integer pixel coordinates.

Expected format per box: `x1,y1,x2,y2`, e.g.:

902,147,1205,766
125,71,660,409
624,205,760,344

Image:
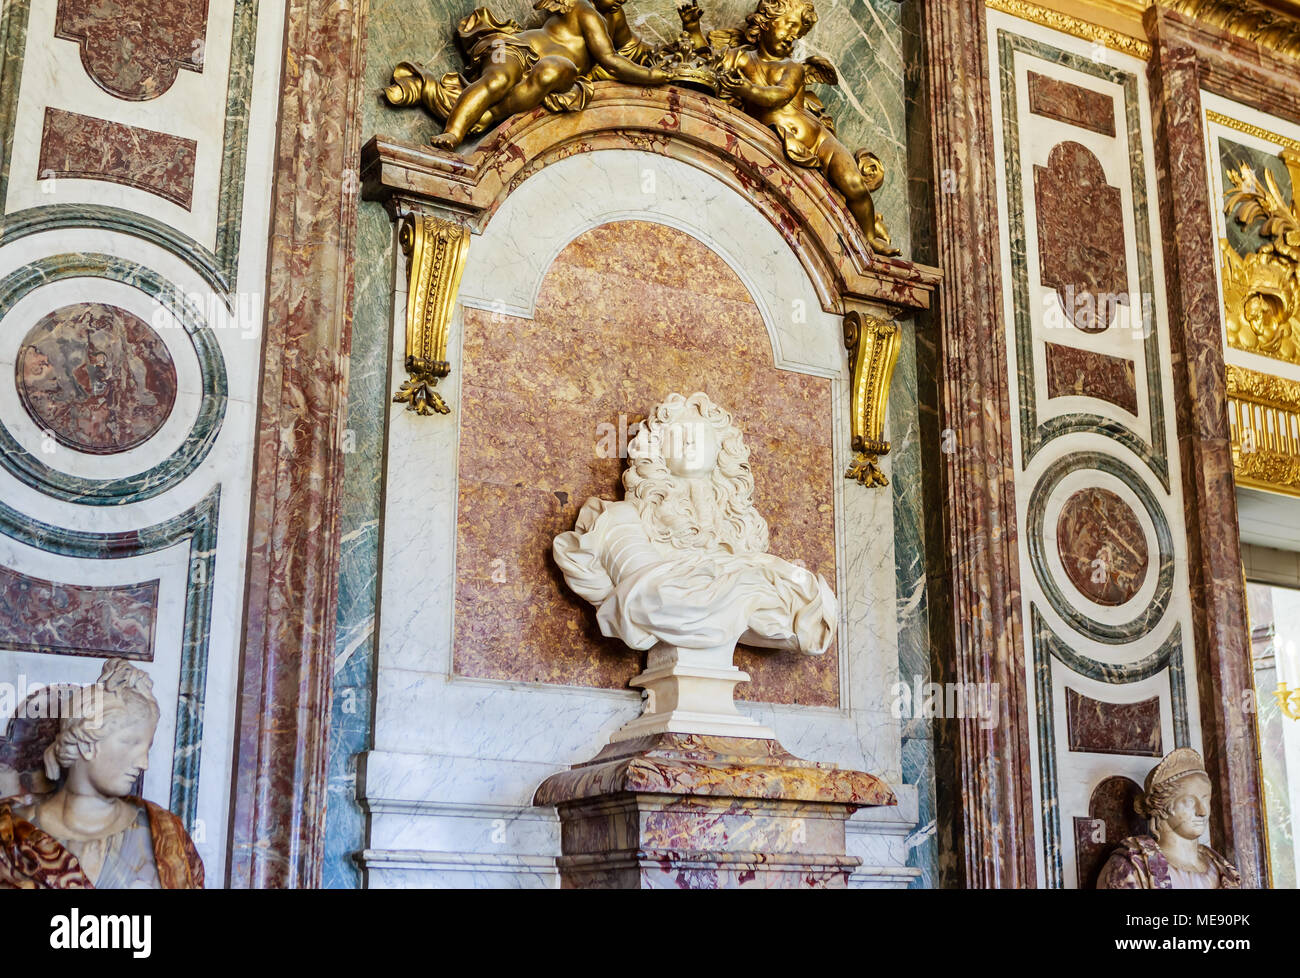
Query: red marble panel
1027,71,1116,137
0,563,157,658
17,302,177,455
454,220,838,706
1056,487,1149,606
1065,687,1162,756
1044,341,1138,415
56,0,208,102
39,108,197,209
1034,141,1128,333
1074,775,1146,888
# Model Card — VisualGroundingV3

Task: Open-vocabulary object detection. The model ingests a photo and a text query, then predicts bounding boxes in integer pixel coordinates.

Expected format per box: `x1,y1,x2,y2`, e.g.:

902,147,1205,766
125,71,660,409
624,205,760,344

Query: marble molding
1065,688,1162,756
17,302,177,455
1034,141,1129,334
1027,70,1116,136
39,108,198,210
229,0,368,889
533,733,895,888
1044,343,1138,415
1142,4,1267,887
55,0,209,101
0,564,157,659
456,222,839,705
915,0,1037,888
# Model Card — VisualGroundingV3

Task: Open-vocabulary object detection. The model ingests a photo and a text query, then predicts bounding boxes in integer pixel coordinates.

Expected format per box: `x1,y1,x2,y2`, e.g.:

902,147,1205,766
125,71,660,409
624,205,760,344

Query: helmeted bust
1097,747,1241,889
0,659,203,889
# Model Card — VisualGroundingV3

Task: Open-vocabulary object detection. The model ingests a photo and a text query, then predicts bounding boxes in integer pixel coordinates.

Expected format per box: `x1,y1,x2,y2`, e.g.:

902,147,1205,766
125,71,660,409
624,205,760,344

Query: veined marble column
1144,6,1269,889
915,0,1037,888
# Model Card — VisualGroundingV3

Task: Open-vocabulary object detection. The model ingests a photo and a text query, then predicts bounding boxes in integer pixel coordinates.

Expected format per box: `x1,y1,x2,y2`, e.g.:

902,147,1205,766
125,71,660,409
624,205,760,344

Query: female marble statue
0,660,203,888
1097,747,1241,889
554,392,836,658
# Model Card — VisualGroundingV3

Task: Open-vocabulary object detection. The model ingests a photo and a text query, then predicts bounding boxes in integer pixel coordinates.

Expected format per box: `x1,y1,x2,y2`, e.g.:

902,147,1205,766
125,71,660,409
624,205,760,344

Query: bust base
533,733,895,889
613,643,775,742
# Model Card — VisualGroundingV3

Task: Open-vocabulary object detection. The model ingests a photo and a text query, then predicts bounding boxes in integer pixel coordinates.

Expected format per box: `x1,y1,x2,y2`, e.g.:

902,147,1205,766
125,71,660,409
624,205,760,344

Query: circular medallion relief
1056,487,1149,606
16,302,177,455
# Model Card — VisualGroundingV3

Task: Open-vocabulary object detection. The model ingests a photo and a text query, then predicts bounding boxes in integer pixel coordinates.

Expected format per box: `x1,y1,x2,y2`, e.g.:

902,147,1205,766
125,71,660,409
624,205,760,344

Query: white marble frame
362,149,917,888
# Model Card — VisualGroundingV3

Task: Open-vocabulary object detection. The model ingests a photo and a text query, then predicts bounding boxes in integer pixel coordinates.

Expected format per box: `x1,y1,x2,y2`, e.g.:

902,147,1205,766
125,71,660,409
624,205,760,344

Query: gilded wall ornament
1221,149,1300,364
843,311,900,487
382,0,897,253
393,213,471,416
1225,363,1300,497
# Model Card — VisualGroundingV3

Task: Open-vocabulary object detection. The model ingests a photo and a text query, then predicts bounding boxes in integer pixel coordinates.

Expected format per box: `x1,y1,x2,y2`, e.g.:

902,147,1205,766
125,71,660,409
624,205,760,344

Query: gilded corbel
843,311,900,488
393,212,471,416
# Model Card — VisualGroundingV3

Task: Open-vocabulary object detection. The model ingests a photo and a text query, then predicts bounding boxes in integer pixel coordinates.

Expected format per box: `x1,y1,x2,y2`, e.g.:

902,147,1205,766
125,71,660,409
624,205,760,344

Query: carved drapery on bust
553,392,836,739
1096,748,1242,889
0,660,203,889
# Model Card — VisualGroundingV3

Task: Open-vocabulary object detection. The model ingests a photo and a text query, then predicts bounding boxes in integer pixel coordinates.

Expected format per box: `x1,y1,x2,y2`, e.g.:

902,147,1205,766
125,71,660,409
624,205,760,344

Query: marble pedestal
533,733,895,889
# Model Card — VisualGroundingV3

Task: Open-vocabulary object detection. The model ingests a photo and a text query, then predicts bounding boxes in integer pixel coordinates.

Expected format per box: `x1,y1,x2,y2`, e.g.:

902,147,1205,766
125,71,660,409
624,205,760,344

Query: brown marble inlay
56,0,209,102
1065,687,1162,756
0,563,157,659
17,302,177,455
1074,775,1146,888
1027,71,1116,137
39,108,197,209
1056,487,1148,606
455,220,838,706
1034,141,1128,333
1044,342,1138,414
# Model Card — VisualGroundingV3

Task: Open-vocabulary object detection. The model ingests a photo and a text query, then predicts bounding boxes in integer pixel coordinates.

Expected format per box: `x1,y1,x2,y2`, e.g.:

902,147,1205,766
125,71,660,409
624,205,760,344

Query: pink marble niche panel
55,0,209,102
1027,71,1116,137
17,302,177,455
1034,141,1128,334
454,220,839,706
1065,687,1162,756
1056,487,1148,606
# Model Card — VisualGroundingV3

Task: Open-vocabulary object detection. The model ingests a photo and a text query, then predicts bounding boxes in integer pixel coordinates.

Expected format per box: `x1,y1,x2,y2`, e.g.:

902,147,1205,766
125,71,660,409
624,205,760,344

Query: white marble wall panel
364,148,913,888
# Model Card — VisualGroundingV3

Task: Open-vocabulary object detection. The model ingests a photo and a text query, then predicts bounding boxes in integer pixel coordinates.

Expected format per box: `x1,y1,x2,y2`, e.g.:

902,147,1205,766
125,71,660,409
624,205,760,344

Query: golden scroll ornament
843,311,900,488
1221,149,1300,364
393,213,471,417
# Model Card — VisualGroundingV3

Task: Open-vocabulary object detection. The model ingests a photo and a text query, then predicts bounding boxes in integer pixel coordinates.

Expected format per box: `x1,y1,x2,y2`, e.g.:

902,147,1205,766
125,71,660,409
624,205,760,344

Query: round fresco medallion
1056,487,1149,606
16,302,177,455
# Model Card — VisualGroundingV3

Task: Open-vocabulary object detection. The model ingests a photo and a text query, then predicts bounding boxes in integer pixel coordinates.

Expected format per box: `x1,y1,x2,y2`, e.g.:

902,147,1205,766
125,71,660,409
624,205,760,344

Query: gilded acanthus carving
382,0,896,253
843,311,900,488
1221,149,1300,363
393,213,471,417
1165,0,1300,58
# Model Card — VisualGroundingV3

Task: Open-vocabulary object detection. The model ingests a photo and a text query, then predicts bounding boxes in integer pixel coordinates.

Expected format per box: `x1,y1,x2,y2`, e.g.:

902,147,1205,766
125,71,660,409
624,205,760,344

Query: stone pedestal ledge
533,733,895,888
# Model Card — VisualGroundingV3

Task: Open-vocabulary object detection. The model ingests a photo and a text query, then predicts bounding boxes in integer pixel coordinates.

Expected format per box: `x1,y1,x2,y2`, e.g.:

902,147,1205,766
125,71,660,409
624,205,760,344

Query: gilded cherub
386,0,670,149
678,0,898,255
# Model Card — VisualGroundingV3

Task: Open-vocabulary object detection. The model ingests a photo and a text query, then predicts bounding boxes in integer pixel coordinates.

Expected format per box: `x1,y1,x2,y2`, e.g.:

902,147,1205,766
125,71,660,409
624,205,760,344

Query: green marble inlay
0,254,228,505
0,0,260,303
997,29,1169,492
0,487,221,830
1026,451,1174,645
889,324,936,889
1030,603,1189,888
